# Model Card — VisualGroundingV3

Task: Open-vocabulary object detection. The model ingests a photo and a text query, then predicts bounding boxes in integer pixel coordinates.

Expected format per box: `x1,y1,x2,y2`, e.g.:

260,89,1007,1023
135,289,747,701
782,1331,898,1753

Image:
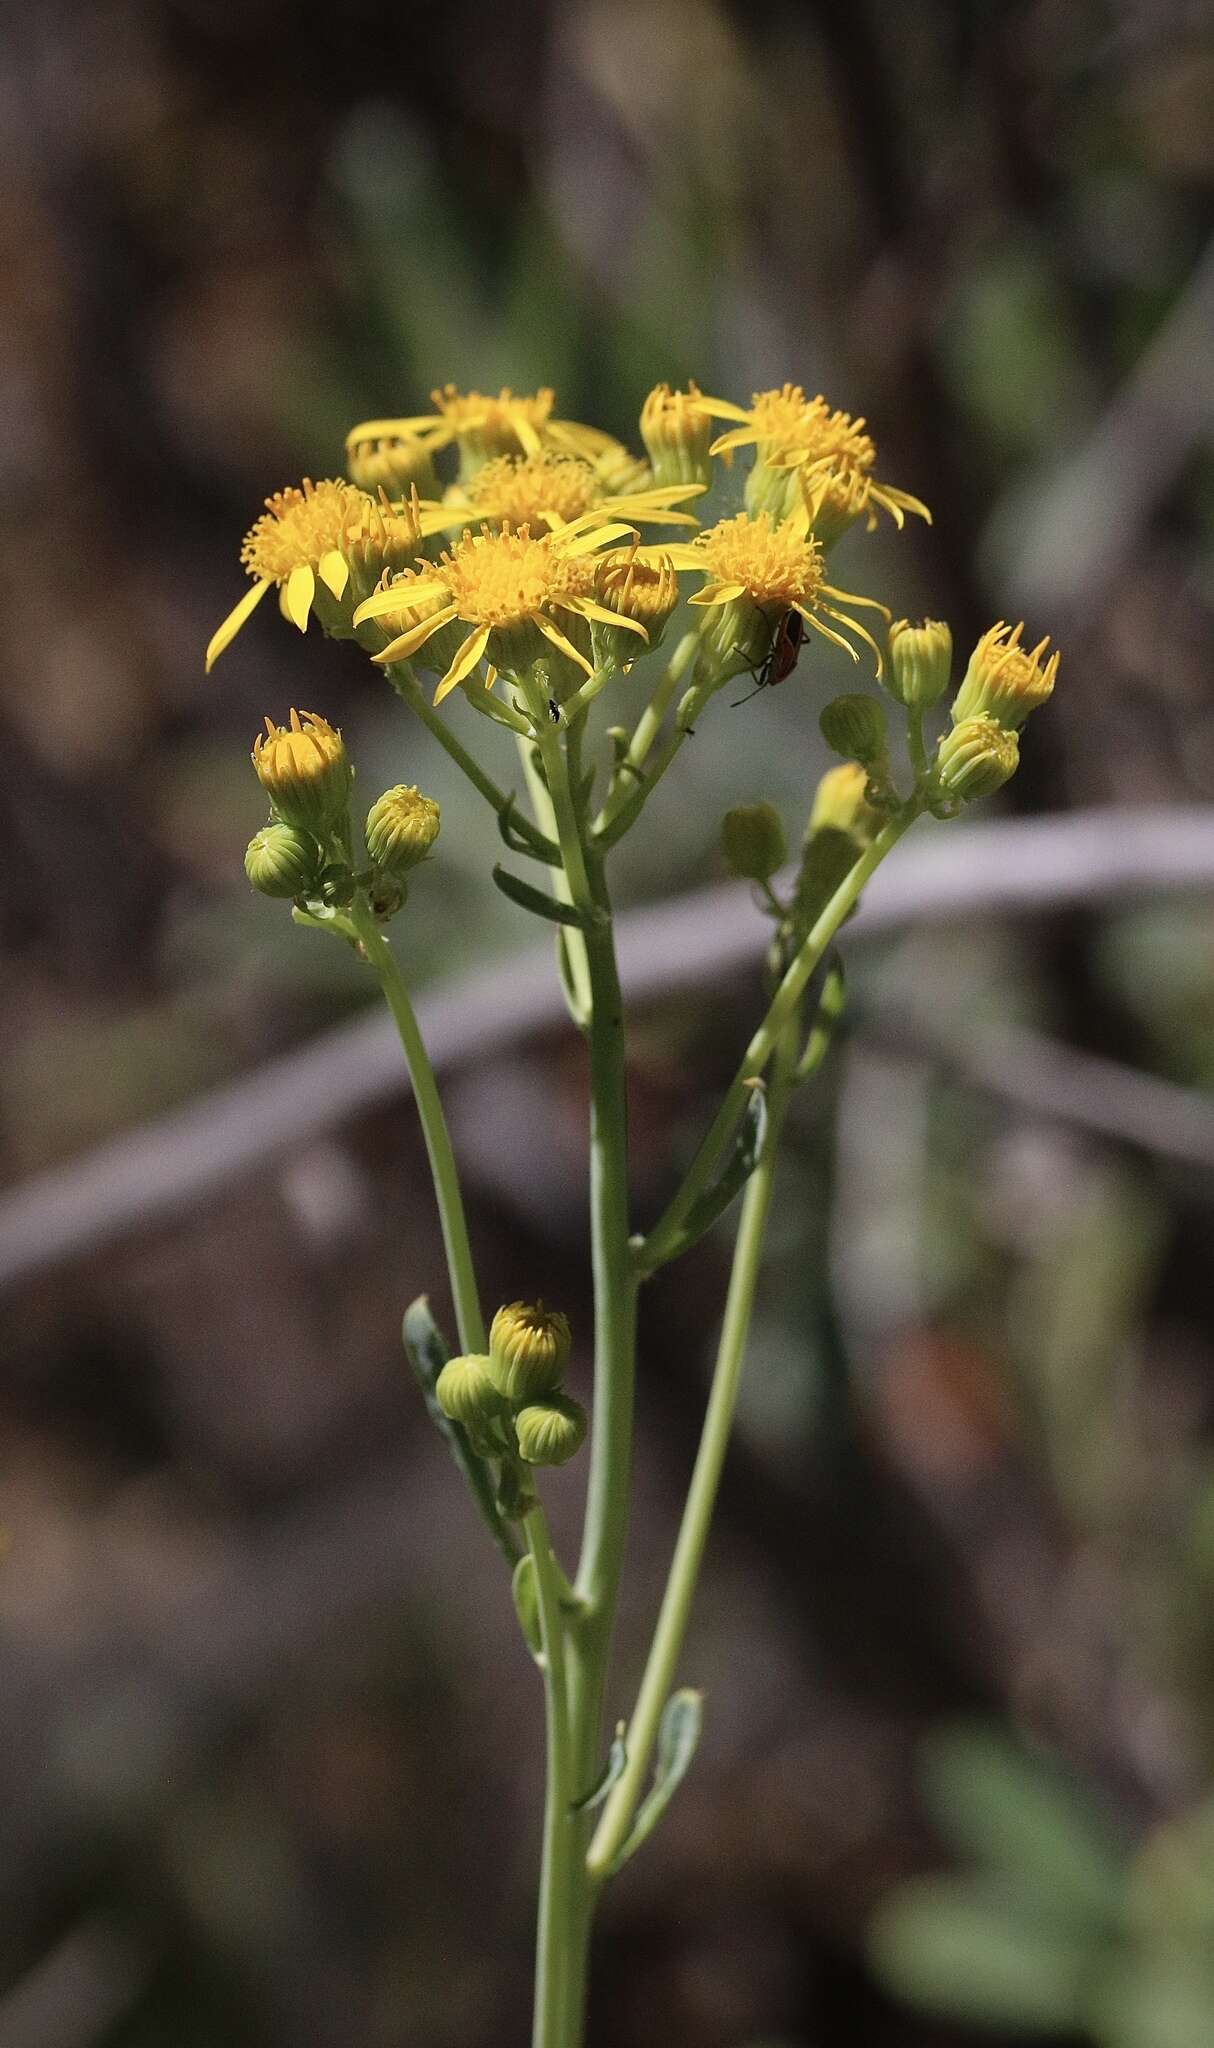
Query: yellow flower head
662,507,889,676
699,384,931,538
418,451,702,545
364,784,441,875
639,381,714,487
950,621,1059,731
206,478,368,672
351,518,648,704
252,708,353,835
346,385,612,480
591,544,680,668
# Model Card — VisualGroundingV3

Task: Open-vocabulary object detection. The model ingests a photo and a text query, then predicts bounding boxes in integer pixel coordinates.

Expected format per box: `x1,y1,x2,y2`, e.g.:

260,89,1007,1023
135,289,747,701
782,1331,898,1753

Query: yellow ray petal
563,522,639,557
820,583,891,616
708,427,758,457
346,415,449,447
697,397,752,424
820,605,884,675
799,610,860,662
648,542,704,570
318,549,350,601
687,581,746,606
535,615,595,677
371,605,461,666
558,597,648,638
204,577,273,673
353,579,450,626
285,563,316,632
434,626,492,703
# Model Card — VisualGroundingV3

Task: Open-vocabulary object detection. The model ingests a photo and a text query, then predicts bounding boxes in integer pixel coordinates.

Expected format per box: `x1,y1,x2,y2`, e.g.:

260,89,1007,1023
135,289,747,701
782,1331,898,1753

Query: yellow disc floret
463,453,601,531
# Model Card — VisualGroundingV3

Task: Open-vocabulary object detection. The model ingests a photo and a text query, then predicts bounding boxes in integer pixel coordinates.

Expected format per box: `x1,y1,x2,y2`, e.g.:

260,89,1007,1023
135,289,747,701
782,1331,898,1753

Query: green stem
591,627,700,842
519,730,593,1025
639,803,921,1274
349,896,485,1355
525,1502,576,2048
531,716,637,2046
907,704,929,785
587,1023,798,1879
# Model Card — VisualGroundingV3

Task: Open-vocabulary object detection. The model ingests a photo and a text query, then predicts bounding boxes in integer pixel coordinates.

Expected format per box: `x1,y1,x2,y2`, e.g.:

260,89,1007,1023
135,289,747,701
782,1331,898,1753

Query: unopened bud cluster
435,1299,587,1473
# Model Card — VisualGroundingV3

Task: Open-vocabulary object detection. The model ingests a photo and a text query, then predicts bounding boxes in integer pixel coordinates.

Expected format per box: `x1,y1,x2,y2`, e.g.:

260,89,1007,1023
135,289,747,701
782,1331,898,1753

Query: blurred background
2,0,1214,2042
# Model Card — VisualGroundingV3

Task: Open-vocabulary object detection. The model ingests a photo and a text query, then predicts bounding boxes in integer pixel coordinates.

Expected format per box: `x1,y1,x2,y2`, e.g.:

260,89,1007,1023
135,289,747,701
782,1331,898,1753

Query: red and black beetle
732,608,806,704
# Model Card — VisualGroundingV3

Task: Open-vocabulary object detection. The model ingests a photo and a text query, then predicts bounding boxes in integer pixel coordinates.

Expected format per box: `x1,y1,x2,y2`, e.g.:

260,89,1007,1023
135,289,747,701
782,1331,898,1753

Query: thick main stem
527,1503,576,2048
587,1025,798,1877
350,898,486,1354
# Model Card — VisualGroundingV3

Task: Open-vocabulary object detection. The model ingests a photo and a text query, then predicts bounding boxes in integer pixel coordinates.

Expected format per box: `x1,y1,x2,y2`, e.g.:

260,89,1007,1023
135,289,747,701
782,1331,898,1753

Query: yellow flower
351,518,648,704
698,384,931,538
661,505,888,675
591,543,680,668
345,385,613,478
346,428,439,500
206,478,368,672
251,708,352,835
417,450,702,543
950,621,1059,730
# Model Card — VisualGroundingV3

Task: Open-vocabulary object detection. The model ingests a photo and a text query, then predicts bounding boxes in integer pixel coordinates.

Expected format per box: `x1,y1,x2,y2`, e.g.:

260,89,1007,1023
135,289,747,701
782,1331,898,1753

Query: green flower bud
887,618,952,709
252,709,353,836
364,785,441,875
721,802,787,882
819,693,888,769
951,621,1058,730
489,1300,571,1402
936,716,1019,801
244,821,318,898
435,1354,505,1428
515,1393,588,1467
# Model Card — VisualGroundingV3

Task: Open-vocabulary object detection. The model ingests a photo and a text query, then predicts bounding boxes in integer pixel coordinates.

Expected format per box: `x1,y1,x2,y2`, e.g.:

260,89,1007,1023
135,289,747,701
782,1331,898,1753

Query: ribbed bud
639,382,713,488
951,621,1058,731
808,761,880,841
515,1393,588,1467
435,1354,505,1428
591,549,679,670
347,432,438,502
244,821,319,898
721,802,787,882
694,594,773,691
342,489,425,610
489,1300,571,1402
364,785,441,875
819,693,888,769
252,709,353,836
936,716,1020,801
887,619,952,708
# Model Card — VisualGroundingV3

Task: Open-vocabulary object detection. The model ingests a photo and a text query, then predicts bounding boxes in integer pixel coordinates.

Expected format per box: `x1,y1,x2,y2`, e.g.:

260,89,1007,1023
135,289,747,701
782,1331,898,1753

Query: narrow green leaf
638,1088,767,1275
608,1689,703,1874
492,864,594,930
571,1724,628,1814
497,794,561,866
402,1297,522,1567
512,1553,545,1665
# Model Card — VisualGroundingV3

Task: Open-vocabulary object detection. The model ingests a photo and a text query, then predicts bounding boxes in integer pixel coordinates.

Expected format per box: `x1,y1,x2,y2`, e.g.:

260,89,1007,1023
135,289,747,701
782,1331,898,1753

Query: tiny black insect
731,609,806,706
548,697,561,724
